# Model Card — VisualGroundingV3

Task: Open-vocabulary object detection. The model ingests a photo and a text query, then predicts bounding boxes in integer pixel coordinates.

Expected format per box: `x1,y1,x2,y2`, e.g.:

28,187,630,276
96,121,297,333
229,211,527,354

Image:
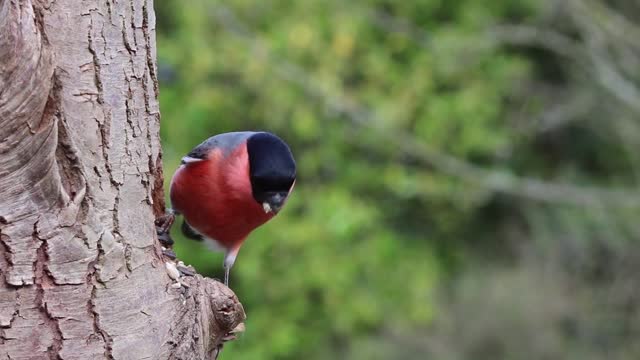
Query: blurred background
154,0,640,359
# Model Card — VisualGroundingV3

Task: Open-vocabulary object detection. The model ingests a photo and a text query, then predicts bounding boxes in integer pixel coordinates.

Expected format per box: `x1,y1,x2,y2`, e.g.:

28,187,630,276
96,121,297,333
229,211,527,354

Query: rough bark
0,1,245,359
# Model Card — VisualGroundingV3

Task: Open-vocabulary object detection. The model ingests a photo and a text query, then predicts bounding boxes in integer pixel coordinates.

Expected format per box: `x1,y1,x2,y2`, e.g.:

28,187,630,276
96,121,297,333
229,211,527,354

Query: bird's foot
156,210,176,247
155,210,176,235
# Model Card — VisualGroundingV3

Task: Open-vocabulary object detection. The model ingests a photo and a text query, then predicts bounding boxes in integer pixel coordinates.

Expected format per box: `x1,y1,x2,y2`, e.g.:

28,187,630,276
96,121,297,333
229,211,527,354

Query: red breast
169,142,274,250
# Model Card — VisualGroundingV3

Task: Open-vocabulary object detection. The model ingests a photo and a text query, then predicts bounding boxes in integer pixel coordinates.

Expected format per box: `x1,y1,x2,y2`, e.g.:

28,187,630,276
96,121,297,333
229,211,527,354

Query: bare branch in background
360,1,640,122
363,7,431,48
572,0,640,49
535,93,594,134
210,4,640,208
567,0,640,114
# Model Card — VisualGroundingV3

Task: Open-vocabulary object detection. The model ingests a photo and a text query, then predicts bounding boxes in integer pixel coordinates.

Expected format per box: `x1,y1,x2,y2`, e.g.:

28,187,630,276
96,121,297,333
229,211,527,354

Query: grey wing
182,131,257,164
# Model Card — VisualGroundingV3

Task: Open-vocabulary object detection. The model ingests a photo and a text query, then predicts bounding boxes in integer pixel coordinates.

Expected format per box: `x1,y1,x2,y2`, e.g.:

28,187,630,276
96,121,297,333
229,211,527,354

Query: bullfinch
158,131,296,286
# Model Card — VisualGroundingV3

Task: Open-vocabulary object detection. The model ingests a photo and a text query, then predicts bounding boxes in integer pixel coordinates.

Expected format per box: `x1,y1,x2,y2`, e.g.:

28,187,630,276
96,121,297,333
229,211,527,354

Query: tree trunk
0,1,245,359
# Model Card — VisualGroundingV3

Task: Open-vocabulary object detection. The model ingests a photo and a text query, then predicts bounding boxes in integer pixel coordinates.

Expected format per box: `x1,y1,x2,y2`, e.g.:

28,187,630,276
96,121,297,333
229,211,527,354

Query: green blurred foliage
155,0,640,359
156,0,534,358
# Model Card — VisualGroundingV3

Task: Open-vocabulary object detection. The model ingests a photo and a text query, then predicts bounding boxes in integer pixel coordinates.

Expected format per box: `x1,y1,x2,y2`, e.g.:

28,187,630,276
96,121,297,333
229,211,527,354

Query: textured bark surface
0,1,245,359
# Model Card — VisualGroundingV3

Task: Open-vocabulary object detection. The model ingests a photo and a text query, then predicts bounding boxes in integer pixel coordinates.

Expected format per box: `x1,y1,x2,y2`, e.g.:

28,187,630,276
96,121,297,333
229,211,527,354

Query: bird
157,131,296,286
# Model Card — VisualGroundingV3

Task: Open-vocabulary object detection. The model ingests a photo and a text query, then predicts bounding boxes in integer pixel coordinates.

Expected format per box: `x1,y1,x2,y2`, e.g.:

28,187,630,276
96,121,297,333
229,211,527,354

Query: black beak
263,192,287,214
